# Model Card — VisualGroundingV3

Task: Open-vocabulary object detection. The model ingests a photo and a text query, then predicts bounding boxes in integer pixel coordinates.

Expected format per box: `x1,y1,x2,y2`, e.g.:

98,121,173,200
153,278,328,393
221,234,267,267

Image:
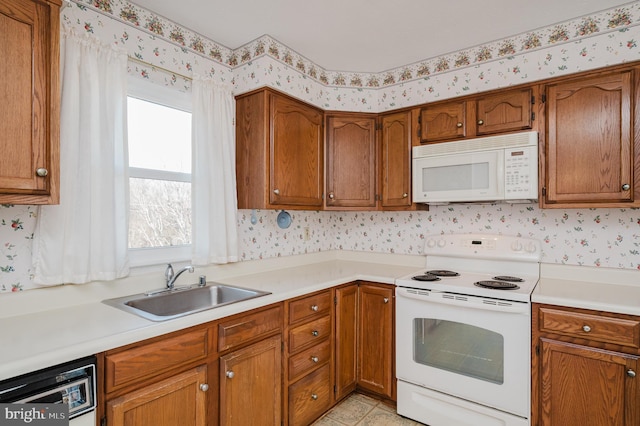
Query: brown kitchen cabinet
532,304,640,426
542,66,640,208
335,282,395,402
102,326,212,426
379,110,413,208
284,290,333,425
236,88,324,210
325,113,378,209
0,0,60,204
218,305,283,426
418,87,535,143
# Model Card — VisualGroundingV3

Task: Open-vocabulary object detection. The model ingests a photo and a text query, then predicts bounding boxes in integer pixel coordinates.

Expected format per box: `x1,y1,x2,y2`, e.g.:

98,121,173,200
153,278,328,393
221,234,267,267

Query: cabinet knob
311,304,319,312
456,122,463,128
622,184,630,191
311,394,318,400
311,356,319,363
35,168,48,177
582,325,591,332
226,370,235,379
200,383,209,392
477,119,484,125
311,330,319,337
328,193,334,199
628,369,636,378
402,193,408,198
383,297,389,304
273,189,280,195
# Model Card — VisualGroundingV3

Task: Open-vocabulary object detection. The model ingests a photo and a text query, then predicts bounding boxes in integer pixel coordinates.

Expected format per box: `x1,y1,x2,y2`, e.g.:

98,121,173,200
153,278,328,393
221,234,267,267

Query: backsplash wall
2,1,640,291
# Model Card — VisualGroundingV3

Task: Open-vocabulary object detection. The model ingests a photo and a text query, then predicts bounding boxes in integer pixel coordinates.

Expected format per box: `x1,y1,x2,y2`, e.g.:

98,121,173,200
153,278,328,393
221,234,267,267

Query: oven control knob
437,239,446,248
511,241,523,251
525,242,537,253
426,239,437,248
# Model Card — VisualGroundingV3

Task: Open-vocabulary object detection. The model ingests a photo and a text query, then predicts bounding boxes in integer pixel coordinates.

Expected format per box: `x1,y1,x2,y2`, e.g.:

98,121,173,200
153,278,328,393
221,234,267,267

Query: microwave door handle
398,288,529,314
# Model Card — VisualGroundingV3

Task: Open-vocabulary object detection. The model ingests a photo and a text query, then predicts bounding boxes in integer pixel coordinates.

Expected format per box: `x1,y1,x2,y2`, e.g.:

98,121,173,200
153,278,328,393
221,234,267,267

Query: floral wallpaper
2,0,640,291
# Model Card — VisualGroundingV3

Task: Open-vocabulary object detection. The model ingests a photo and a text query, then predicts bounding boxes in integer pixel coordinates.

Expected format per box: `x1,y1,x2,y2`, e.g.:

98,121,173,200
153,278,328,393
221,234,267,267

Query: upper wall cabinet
236,89,324,210
542,66,640,208
0,0,61,204
379,110,412,209
325,113,378,209
419,87,536,143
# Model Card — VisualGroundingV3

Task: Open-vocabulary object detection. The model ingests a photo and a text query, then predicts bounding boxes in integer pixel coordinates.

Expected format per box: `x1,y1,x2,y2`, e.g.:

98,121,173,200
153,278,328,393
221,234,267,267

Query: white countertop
0,251,423,381
2,250,639,382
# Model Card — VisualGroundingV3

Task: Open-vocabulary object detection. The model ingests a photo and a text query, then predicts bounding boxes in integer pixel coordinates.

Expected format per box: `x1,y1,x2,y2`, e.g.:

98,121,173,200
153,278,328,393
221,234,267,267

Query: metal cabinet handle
402,193,408,198
36,168,48,177
328,193,335,199
200,383,209,392
311,305,319,312
477,119,484,125
311,330,319,336
226,371,235,379
582,325,591,332
383,298,389,304
311,394,318,400
622,184,631,191
311,356,319,363
273,189,280,195
456,122,463,128
628,369,636,378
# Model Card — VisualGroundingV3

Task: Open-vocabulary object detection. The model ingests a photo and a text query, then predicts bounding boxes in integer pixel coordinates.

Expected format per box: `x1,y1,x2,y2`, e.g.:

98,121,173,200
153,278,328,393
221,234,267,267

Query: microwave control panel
504,146,538,199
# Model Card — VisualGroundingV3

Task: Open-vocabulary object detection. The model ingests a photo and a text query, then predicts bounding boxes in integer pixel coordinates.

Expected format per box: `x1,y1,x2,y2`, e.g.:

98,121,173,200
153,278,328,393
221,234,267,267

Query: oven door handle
397,288,530,314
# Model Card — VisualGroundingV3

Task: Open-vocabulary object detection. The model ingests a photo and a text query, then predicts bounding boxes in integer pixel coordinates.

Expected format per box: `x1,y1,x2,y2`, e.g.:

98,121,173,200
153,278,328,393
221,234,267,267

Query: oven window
413,318,504,384
422,162,489,191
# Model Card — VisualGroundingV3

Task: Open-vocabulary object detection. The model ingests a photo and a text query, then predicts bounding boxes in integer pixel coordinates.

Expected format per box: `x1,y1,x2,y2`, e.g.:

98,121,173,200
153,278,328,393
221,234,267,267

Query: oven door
395,287,530,419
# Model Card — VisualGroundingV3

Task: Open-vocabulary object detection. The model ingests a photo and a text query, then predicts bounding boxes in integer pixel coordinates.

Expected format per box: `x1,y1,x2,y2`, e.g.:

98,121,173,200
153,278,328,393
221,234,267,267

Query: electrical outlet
304,227,310,241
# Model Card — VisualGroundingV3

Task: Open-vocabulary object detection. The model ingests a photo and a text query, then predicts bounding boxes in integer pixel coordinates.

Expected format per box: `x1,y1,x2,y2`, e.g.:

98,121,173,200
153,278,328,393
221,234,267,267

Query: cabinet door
106,365,207,426
539,339,639,426
220,335,282,426
545,70,634,206
380,111,411,208
358,283,394,399
334,284,358,401
325,114,377,208
270,93,324,207
475,88,533,135
419,101,466,142
0,0,59,204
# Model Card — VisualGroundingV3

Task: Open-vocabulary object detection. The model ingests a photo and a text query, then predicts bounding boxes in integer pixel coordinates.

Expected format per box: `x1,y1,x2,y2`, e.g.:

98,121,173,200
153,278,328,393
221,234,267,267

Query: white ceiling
130,0,633,73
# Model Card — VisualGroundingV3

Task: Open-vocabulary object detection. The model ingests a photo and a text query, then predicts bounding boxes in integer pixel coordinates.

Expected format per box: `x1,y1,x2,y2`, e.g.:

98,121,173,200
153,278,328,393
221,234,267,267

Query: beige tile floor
311,393,425,426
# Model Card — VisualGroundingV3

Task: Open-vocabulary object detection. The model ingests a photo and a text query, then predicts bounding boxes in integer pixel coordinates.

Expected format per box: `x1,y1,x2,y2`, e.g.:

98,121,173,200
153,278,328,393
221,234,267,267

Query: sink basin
103,284,271,321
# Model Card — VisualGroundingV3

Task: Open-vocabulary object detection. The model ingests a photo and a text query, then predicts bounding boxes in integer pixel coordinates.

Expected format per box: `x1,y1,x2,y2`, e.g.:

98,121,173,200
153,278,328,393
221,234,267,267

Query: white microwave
412,131,538,204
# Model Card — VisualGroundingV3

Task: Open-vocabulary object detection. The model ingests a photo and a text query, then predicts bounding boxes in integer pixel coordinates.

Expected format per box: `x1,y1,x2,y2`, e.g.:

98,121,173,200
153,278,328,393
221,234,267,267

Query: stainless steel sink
103,283,271,321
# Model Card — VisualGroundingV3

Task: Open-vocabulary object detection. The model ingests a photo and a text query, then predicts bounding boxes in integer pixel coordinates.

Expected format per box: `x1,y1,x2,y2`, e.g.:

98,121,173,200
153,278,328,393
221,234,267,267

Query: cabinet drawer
289,291,332,325
105,328,208,392
289,339,331,381
288,364,332,426
539,307,640,348
289,315,331,353
218,305,282,352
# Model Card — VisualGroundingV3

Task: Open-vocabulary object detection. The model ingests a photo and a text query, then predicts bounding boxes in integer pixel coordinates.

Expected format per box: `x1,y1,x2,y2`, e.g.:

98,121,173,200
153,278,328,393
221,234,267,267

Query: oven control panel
424,233,541,262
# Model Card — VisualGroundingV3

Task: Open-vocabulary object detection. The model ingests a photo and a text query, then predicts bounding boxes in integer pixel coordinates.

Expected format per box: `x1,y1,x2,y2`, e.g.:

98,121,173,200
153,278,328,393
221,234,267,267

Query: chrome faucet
165,263,194,290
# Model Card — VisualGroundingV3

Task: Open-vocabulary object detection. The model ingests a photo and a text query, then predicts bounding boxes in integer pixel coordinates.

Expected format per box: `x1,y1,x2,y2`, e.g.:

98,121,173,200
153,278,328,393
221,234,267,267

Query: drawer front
289,339,331,381
289,315,331,353
105,328,208,392
288,364,332,426
289,290,332,325
218,304,283,352
540,307,640,348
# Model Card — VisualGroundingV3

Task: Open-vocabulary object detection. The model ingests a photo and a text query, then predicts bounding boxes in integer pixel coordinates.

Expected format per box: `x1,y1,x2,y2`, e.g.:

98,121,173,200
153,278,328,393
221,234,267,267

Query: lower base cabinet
106,365,207,426
288,364,332,425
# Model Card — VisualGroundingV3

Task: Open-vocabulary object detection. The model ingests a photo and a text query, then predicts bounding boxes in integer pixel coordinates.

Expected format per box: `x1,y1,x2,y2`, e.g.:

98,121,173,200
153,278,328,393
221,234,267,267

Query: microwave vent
414,131,538,158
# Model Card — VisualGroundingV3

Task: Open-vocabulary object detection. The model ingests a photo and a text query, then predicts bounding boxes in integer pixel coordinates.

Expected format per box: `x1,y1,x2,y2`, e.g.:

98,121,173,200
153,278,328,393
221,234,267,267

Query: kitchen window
127,78,192,266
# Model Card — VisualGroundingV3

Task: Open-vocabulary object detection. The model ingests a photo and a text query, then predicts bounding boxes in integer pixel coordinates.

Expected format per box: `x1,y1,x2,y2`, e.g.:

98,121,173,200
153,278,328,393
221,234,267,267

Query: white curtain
191,77,238,265
31,28,129,285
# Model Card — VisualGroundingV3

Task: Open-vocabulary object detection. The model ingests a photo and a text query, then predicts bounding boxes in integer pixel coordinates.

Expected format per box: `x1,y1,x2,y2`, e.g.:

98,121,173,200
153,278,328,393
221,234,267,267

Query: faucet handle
199,275,207,287
165,263,174,282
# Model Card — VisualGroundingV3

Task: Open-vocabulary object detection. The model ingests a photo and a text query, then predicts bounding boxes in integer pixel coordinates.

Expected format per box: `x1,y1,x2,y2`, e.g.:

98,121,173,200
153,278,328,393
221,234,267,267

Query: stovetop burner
493,275,524,282
426,270,460,277
412,273,441,282
474,280,520,290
